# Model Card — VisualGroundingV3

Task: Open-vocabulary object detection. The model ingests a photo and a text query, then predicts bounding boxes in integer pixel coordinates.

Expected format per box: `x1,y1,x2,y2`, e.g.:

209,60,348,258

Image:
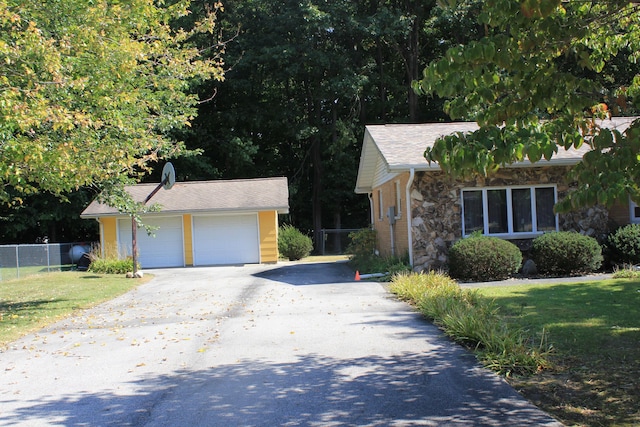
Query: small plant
532,231,603,276
612,264,640,279
88,256,136,274
448,234,522,282
347,228,377,259
607,224,640,266
278,224,313,261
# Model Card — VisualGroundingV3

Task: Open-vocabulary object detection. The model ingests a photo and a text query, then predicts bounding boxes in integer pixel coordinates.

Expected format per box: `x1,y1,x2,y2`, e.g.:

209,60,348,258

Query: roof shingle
81,177,289,218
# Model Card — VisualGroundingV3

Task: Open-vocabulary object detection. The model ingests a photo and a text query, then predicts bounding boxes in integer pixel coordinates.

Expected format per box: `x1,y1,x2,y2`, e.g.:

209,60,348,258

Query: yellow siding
371,172,410,258
259,210,279,263
183,214,194,266
100,217,119,258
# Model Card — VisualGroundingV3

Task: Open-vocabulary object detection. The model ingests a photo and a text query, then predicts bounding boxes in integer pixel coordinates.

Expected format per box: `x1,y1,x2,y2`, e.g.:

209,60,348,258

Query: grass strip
477,278,640,427
389,271,552,377
0,271,148,347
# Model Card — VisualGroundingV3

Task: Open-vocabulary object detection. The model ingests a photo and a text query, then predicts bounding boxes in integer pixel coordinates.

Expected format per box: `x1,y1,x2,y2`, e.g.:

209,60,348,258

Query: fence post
15,245,19,279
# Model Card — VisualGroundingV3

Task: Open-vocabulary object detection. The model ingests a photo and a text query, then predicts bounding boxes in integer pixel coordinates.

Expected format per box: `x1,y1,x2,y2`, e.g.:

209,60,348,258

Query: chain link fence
0,242,94,281
319,229,360,255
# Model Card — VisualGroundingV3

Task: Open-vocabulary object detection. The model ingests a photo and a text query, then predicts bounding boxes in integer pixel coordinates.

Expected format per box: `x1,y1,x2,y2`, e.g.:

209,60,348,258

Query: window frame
378,189,384,221
629,197,640,224
461,185,559,238
394,180,402,219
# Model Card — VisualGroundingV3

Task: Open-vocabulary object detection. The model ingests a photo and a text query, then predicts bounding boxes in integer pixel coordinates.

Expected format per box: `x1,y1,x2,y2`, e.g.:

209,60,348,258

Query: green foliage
448,235,522,282
0,0,225,204
390,272,551,376
346,228,376,258
612,265,640,279
532,232,603,276
607,224,640,265
88,256,135,275
278,225,313,261
415,0,640,213
346,229,411,275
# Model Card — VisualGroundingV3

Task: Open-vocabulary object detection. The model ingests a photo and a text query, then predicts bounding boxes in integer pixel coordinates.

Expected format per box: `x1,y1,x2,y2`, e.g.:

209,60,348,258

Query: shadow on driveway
254,261,356,285
1,352,560,426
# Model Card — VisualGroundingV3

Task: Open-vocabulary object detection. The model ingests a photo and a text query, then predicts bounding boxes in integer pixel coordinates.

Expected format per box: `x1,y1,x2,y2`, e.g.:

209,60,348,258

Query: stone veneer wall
411,166,610,272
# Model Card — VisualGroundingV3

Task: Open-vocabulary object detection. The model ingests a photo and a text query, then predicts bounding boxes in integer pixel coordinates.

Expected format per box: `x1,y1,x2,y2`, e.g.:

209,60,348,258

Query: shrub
345,229,412,276
531,231,603,276
278,225,313,261
448,235,522,282
346,228,376,261
88,256,135,274
607,224,640,265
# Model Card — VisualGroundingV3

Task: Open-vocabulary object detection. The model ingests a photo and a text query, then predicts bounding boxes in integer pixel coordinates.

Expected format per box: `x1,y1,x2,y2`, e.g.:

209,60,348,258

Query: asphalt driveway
0,262,562,426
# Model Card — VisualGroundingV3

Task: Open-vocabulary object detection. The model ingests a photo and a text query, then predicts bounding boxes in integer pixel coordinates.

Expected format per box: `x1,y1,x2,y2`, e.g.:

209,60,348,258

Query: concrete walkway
0,262,562,426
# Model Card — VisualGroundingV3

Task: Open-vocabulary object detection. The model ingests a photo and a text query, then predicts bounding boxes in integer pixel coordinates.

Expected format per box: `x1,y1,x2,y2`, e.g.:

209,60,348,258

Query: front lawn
478,279,640,427
0,272,148,347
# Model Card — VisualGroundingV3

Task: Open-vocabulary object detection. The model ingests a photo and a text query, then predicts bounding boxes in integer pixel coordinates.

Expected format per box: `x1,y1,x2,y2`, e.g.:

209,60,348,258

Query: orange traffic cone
355,270,360,281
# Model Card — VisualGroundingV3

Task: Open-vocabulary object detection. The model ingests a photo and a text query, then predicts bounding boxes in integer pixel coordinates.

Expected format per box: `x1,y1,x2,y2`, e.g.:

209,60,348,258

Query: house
81,177,289,268
354,118,638,272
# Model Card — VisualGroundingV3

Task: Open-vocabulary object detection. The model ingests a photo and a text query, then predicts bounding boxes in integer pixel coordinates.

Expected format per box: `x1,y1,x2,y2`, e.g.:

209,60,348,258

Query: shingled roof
355,117,638,194
81,177,289,218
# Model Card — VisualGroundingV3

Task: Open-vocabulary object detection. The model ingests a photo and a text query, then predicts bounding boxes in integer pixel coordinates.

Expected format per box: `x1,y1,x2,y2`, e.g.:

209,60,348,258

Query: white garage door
193,214,260,265
118,216,184,268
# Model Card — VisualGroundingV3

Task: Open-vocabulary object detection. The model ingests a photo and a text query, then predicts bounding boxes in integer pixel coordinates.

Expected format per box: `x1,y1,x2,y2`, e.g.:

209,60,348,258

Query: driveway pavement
0,262,562,426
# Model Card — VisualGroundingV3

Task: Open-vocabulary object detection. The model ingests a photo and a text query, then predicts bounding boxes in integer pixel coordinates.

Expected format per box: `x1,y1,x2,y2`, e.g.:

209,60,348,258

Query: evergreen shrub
448,234,522,282
531,231,602,276
607,224,640,265
278,225,313,261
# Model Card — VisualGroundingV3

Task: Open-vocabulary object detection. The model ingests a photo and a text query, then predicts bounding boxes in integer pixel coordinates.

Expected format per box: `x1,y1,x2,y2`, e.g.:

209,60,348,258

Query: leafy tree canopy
414,0,640,211
0,0,225,206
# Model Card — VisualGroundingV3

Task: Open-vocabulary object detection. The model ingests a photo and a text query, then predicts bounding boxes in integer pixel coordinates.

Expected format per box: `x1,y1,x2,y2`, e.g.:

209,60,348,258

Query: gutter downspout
367,192,374,226
406,168,415,269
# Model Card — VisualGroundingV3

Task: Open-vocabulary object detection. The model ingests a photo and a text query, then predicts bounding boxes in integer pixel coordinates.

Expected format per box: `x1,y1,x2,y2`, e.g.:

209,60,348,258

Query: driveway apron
0,262,562,426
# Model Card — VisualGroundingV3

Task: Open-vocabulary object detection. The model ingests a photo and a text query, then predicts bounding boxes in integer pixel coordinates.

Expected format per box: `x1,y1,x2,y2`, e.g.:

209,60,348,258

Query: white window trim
461,185,559,239
394,180,402,219
629,197,640,224
378,189,384,221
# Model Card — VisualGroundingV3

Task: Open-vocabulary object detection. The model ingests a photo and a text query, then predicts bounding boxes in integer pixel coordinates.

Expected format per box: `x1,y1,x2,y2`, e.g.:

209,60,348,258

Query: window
461,186,558,237
378,189,384,220
394,180,402,218
630,198,640,223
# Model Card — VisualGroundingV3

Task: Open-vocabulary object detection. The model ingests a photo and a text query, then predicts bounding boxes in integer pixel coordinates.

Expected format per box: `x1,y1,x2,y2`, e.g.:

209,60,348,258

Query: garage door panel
193,215,259,265
118,217,184,268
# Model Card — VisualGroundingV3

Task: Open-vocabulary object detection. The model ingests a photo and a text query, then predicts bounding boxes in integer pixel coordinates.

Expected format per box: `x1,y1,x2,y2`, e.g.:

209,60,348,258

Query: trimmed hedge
448,235,522,282
607,224,640,265
531,231,602,276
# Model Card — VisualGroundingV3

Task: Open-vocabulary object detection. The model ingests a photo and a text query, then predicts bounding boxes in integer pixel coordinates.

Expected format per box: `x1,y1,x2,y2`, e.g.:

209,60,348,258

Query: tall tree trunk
407,14,421,122
311,135,323,252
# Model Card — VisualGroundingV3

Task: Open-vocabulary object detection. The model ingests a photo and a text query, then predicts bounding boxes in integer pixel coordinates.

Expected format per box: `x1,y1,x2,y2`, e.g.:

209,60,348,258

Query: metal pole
15,245,19,279
132,215,138,275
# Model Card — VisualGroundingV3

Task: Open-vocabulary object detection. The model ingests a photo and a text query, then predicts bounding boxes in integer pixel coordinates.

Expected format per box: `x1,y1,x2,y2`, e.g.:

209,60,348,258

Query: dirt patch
508,356,640,426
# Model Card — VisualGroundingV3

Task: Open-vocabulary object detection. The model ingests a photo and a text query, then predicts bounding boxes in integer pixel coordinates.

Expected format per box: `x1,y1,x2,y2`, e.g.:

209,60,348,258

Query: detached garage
81,177,289,268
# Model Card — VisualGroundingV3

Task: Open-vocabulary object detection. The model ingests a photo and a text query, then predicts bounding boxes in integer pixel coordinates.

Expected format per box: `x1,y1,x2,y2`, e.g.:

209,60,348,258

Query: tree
414,0,640,211
0,0,225,205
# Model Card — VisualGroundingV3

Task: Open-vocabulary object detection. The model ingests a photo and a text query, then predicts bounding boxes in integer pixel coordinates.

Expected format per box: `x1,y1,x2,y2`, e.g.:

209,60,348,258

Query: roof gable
81,177,290,218
355,117,638,194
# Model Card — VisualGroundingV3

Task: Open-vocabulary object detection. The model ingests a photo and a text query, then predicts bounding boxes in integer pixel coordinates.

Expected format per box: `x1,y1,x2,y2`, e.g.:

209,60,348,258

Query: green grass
477,279,640,427
1,264,75,281
0,271,149,347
